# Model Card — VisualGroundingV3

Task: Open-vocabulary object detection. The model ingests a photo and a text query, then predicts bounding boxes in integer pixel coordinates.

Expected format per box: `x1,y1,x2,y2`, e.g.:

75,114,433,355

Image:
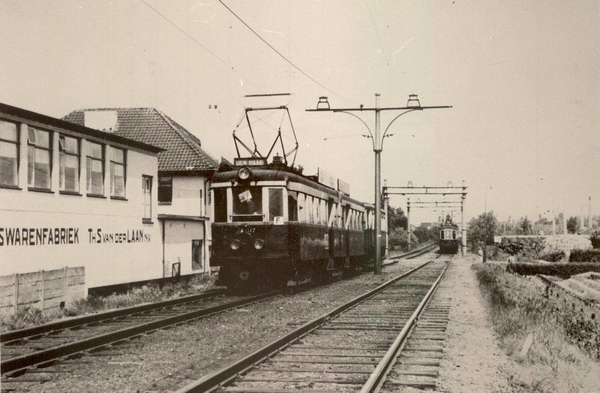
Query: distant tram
439,215,460,254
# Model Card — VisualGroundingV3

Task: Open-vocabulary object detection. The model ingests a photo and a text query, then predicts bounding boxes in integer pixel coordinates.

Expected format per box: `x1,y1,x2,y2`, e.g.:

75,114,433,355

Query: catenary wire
138,0,265,94
217,0,359,105
364,0,394,79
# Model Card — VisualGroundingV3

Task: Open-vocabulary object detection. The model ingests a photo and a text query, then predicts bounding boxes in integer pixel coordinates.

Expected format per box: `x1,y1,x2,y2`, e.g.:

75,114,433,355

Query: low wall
0,267,86,315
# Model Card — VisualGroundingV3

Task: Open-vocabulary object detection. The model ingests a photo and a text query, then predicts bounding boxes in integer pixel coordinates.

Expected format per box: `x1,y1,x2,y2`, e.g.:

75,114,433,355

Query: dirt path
437,254,518,392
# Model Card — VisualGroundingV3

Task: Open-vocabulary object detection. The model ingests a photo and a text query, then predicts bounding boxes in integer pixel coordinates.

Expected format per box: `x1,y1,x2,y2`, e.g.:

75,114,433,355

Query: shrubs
539,250,565,262
507,262,600,278
570,248,600,263
498,237,546,260
1,273,217,332
590,230,600,249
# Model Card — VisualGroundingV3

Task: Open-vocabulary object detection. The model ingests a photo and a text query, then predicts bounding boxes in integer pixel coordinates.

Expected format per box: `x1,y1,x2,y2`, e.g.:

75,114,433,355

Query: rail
1,290,280,375
175,260,442,393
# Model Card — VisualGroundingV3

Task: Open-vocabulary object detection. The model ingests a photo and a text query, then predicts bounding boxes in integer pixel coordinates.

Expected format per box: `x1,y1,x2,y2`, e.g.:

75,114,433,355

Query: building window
27,127,51,189
158,176,172,204
110,147,126,197
59,135,79,192
142,175,152,221
86,141,104,195
0,120,18,187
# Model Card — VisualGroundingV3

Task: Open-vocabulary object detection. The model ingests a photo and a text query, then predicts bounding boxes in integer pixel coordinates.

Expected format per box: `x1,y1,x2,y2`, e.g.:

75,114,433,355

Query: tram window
288,191,298,222
232,186,263,220
320,199,327,225
269,188,284,222
298,194,306,222
214,188,227,223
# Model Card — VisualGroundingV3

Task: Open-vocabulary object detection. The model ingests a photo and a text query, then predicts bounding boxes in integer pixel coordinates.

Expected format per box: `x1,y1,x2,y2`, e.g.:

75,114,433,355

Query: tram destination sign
234,157,268,166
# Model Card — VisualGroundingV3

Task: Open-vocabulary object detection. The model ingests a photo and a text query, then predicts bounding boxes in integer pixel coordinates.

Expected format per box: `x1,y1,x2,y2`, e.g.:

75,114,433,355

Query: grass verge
1,273,217,332
474,263,600,393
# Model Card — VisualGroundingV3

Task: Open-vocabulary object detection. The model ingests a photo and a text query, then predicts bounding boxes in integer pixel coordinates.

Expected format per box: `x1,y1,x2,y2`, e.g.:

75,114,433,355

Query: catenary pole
307,94,451,274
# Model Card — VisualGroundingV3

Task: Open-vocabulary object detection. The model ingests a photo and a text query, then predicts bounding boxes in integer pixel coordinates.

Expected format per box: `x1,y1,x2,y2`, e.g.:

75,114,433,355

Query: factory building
0,103,163,309
63,108,218,278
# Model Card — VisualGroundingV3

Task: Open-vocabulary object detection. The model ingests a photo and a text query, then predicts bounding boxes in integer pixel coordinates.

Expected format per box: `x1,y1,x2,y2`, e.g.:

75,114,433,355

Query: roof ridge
153,109,218,168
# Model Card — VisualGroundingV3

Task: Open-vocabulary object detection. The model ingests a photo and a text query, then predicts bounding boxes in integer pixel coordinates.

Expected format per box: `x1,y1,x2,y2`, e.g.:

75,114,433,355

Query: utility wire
217,0,358,105
364,0,393,79
139,0,265,93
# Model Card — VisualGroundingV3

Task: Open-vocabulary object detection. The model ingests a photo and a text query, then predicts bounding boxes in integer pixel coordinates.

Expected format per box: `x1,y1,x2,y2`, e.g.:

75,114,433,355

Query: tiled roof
63,108,218,173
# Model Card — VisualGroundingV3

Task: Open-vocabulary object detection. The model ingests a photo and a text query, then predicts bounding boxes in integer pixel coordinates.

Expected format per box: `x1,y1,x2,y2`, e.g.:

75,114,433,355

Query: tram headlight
253,239,265,250
230,239,241,250
237,167,251,181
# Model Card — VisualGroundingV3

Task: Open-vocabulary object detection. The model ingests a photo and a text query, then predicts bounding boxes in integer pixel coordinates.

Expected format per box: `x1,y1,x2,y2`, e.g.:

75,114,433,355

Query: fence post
41,270,46,311
13,273,19,314
63,266,68,306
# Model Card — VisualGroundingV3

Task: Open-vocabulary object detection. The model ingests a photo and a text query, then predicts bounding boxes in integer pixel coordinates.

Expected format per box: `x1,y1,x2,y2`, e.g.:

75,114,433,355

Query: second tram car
210,158,387,290
439,215,460,254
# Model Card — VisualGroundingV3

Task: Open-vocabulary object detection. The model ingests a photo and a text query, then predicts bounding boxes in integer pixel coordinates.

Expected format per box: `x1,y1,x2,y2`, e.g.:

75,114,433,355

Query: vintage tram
439,214,460,254
210,158,387,289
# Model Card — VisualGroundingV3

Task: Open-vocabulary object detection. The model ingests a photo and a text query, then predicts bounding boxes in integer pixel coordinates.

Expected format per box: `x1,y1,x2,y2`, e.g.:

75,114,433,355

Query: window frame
27,127,52,190
158,176,173,204
0,119,19,188
109,146,126,198
59,134,80,193
142,175,153,223
86,141,105,196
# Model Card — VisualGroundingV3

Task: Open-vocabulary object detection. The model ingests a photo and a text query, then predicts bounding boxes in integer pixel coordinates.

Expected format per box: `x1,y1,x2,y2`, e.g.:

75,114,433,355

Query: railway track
175,258,451,393
0,289,281,382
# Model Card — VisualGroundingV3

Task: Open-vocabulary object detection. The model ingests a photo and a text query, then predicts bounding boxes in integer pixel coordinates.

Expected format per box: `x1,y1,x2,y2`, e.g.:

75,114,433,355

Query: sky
1,0,598,225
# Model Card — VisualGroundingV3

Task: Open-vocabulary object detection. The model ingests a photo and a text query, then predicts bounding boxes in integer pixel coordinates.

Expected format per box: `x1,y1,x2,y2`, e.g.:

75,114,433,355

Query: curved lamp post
307,94,451,274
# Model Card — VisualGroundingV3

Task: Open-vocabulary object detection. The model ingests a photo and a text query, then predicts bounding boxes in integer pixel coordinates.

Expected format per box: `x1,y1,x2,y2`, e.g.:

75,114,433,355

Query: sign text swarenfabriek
0,228,79,246
0,228,151,246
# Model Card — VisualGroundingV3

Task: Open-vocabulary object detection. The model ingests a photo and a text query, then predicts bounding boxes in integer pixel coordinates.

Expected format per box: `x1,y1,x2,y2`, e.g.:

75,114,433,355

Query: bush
590,231,600,249
539,250,566,262
507,262,600,278
498,237,546,261
569,248,600,263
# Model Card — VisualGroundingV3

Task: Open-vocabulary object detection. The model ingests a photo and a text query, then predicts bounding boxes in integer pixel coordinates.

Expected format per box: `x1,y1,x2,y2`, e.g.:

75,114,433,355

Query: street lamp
307,94,451,274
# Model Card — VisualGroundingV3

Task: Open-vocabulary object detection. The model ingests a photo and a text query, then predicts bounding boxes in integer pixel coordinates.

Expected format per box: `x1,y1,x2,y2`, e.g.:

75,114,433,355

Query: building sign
87,229,151,244
337,179,350,196
317,168,336,189
0,227,150,247
0,227,80,246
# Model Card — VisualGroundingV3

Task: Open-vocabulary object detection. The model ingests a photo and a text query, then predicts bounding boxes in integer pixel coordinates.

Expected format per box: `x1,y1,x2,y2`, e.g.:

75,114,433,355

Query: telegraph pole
307,95,451,274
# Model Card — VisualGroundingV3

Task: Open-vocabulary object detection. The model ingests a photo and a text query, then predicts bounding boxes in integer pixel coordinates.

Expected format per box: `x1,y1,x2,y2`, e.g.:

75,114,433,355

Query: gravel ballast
16,258,425,393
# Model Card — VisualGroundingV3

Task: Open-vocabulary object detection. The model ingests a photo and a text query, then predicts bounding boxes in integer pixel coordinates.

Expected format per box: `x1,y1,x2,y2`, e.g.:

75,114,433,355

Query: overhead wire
364,0,394,79
217,0,358,105
138,0,265,94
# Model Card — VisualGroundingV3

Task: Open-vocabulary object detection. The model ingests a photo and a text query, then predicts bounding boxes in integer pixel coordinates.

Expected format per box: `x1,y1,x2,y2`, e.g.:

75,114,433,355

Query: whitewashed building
0,103,163,304
63,108,218,278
